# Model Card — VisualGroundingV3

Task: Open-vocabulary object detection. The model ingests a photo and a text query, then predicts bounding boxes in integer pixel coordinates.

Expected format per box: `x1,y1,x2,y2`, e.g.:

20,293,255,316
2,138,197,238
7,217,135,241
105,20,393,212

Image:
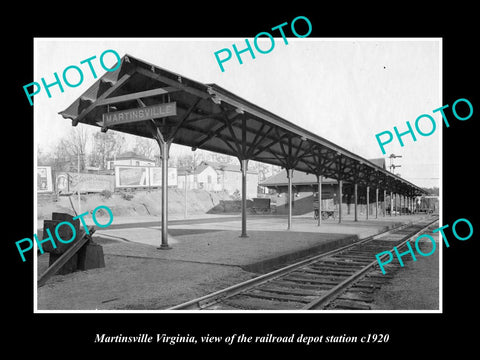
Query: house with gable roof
107,151,156,169
177,160,258,198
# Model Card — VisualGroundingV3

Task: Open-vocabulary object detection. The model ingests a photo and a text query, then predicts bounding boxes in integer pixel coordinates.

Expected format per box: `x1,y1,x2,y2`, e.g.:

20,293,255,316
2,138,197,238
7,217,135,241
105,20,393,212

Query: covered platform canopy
60,54,425,248
260,158,389,202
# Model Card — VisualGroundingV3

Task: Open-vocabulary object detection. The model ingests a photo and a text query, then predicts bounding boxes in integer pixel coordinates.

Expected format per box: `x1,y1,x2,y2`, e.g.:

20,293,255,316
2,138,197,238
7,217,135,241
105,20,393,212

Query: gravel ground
95,230,356,266
36,229,353,311
37,252,256,310
370,239,440,310
36,215,436,311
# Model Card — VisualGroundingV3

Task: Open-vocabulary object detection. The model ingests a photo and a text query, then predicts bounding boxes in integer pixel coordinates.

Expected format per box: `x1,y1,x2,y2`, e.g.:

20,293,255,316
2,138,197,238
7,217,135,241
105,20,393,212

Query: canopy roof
60,54,425,196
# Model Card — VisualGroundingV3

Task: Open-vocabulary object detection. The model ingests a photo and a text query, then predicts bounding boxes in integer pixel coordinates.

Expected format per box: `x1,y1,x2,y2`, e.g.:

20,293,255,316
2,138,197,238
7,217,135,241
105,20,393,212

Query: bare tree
37,144,54,166
52,126,90,171
90,130,126,169
132,137,158,160
177,154,194,168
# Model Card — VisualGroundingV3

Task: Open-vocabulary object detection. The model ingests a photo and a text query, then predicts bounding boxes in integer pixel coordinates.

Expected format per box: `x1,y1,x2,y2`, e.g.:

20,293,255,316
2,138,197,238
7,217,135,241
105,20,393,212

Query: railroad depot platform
36,213,431,310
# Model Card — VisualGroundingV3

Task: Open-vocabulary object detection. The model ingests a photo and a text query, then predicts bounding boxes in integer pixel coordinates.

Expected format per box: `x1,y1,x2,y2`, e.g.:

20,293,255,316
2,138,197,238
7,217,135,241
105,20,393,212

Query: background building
177,161,258,198
259,159,388,216
107,151,156,169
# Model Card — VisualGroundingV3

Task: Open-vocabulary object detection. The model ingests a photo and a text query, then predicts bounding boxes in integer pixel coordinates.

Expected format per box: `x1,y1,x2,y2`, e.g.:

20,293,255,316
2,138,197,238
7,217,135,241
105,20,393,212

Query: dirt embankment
37,188,233,221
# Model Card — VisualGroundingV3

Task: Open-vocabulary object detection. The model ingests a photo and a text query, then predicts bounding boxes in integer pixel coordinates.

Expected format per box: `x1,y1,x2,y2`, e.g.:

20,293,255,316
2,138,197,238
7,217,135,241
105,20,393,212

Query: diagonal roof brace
58,53,427,196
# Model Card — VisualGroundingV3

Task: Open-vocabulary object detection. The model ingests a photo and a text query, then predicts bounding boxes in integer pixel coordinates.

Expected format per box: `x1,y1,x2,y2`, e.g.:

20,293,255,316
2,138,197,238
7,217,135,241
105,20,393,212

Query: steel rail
302,217,439,310
168,217,434,310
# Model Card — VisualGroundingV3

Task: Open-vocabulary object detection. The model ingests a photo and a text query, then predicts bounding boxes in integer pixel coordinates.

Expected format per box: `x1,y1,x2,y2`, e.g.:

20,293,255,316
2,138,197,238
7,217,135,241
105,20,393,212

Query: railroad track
168,215,439,311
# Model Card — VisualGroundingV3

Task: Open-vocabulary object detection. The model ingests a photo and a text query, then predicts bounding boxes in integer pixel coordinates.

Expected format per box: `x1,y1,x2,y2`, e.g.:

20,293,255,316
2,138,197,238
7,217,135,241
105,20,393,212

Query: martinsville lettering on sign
101,102,177,127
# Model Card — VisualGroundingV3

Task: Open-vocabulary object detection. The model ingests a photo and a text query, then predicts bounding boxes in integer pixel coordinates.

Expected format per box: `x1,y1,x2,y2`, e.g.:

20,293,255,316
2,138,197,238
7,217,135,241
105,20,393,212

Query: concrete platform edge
241,234,359,273
241,220,409,274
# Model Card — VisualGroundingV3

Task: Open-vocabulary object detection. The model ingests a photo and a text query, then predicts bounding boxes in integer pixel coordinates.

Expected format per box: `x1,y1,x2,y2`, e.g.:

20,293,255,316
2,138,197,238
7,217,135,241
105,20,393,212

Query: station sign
102,102,176,127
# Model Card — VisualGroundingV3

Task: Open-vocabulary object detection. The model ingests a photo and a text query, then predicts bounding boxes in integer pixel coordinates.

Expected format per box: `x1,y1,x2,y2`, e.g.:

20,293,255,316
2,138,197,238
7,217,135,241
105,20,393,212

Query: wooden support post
390,191,393,216
366,186,370,220
394,193,397,216
383,189,387,217
158,138,172,250
354,183,358,222
317,175,322,227
375,187,379,219
338,179,343,223
287,168,293,230
240,159,249,238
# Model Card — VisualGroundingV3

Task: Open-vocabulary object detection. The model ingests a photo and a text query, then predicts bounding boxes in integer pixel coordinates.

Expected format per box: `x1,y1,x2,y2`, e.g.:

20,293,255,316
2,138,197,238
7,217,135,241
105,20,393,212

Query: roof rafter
59,53,426,196
95,86,180,106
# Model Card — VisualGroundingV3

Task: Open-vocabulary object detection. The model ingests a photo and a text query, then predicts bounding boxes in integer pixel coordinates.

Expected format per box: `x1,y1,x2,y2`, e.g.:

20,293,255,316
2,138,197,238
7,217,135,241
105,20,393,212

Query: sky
34,38,441,188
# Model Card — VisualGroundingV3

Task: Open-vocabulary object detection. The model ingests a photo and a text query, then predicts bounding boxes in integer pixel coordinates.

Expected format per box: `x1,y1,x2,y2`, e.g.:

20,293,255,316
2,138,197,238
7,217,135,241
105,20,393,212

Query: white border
33,37,442,314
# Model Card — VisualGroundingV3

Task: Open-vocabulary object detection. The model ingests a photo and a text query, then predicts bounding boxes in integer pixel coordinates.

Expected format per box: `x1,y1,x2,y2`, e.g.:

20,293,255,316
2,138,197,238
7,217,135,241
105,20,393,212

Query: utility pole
193,151,197,190
184,168,188,219
77,151,82,213
184,166,193,219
